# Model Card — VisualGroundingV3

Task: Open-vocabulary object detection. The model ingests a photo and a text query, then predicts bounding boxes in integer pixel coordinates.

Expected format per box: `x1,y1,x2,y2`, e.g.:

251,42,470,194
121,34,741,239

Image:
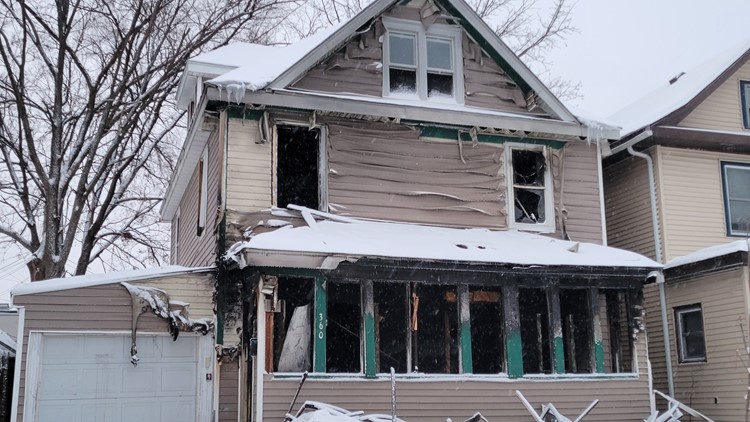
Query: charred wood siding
13,273,214,422
326,122,507,228
645,267,749,421
175,129,221,267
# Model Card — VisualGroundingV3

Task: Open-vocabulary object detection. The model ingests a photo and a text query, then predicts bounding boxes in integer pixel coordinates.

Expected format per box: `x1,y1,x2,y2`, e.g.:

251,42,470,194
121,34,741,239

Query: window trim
272,121,328,211
382,18,464,104
740,80,750,129
674,304,707,364
197,146,208,236
720,161,750,236
505,143,555,232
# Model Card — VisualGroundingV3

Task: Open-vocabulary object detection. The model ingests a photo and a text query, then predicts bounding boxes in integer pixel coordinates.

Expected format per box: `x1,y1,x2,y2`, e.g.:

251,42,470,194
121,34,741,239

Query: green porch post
548,286,565,374
502,284,523,378
458,284,473,374
362,280,376,378
590,288,605,373
313,275,327,373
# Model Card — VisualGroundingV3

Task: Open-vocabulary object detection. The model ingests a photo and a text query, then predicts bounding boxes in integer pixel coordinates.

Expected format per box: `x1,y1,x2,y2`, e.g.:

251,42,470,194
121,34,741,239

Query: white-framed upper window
674,304,707,363
383,18,463,103
506,143,555,232
197,146,208,236
721,161,750,236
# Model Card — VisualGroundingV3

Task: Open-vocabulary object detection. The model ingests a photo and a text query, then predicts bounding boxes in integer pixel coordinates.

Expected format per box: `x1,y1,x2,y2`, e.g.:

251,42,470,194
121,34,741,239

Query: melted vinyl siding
176,129,221,267
560,142,603,244
13,274,214,422
657,146,750,261
262,334,650,421
326,122,507,228
604,153,658,260
219,361,240,422
225,118,272,212
678,59,750,132
645,267,749,420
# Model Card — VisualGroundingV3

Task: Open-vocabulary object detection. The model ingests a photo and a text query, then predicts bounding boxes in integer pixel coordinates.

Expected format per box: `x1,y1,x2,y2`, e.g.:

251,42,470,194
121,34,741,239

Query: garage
24,333,211,422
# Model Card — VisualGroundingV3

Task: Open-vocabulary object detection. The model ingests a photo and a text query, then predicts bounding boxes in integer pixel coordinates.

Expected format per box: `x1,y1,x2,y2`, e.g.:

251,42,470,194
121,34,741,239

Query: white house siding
645,267,749,421
678,58,750,132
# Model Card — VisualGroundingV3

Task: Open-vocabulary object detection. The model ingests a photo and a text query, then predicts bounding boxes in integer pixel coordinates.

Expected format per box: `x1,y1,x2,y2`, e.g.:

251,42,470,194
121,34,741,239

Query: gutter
606,129,653,157
624,134,675,398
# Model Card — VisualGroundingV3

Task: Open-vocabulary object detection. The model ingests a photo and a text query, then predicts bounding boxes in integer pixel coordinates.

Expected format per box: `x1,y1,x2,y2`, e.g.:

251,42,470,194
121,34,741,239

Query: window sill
676,360,708,366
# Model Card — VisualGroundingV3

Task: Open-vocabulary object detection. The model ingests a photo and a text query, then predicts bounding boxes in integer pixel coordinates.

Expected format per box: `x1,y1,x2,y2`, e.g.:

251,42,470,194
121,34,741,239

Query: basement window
720,161,750,236
469,286,505,374
326,281,362,373
276,125,324,210
272,277,314,373
507,144,554,232
675,304,706,363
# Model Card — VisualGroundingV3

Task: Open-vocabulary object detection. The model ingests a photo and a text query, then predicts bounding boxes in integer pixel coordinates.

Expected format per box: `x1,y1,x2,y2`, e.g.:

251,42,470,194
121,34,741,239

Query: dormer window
383,18,463,103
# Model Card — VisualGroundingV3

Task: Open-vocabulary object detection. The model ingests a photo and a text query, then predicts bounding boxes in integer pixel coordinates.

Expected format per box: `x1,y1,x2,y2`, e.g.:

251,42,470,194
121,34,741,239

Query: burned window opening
326,281,362,373
413,284,458,374
519,288,552,374
605,290,634,373
511,148,548,225
560,289,593,374
277,126,320,210
273,277,314,373
374,282,409,374
469,286,504,374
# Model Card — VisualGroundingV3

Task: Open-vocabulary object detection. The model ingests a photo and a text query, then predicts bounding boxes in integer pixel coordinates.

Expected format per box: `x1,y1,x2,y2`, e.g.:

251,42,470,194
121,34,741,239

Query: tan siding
13,273,213,422
604,153,658,260
219,361,240,422
225,118,272,212
644,268,749,420
657,146,750,261
327,122,508,228
561,141,603,244
678,59,750,131
175,129,221,267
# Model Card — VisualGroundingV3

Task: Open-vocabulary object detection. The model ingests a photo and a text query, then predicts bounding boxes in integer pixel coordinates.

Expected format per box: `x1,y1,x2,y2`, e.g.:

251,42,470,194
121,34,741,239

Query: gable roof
609,38,750,139
198,0,577,122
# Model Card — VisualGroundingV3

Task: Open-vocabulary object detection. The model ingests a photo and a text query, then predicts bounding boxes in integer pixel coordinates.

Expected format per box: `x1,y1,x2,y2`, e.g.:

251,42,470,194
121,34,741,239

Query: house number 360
318,313,324,339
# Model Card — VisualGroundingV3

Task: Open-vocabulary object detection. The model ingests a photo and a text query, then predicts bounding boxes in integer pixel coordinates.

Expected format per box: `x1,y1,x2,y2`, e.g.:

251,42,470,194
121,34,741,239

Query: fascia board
176,62,239,110
267,0,397,90
208,87,617,139
160,95,210,221
441,0,577,123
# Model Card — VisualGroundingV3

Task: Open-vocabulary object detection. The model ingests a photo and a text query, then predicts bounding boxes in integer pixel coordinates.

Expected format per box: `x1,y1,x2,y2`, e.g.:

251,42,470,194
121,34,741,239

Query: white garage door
32,334,203,422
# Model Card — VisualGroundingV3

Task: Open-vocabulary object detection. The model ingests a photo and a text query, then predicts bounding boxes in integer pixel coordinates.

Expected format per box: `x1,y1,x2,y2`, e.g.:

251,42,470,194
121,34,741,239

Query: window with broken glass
508,144,554,232
267,276,636,377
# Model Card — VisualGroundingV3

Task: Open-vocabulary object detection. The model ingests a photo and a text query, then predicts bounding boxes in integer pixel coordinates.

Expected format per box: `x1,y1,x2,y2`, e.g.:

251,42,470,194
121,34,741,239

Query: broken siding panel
219,361,240,422
658,146,749,261
561,142,603,244
176,129,221,267
604,153,658,260
678,59,750,131
653,268,747,421
134,272,215,320
226,118,272,212
326,122,507,228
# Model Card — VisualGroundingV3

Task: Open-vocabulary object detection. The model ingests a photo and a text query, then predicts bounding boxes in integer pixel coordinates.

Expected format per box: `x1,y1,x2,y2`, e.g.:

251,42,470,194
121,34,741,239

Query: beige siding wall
604,152,659,260
644,267,749,420
657,146,750,261
175,130,221,267
560,141,603,244
678,59,750,131
13,272,215,422
219,361,240,422
262,334,650,421
225,118,272,212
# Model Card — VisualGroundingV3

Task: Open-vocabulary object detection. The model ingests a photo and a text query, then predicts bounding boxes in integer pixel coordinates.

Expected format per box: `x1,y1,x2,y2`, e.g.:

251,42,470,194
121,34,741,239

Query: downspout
626,144,675,398
596,140,608,245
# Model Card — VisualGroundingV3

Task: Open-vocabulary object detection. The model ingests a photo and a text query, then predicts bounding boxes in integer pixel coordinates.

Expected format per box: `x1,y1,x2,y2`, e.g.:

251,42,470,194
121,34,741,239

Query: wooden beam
458,284,473,374
502,284,523,378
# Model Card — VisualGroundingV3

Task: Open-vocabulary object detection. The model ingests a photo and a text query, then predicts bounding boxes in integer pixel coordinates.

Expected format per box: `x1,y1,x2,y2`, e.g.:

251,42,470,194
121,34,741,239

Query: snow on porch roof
665,239,750,270
11,265,213,297
230,208,660,269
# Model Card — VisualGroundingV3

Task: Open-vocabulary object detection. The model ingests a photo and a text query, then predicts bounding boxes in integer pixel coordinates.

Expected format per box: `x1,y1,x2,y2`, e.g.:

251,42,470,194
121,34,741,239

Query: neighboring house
604,39,750,420
9,266,215,422
160,0,661,420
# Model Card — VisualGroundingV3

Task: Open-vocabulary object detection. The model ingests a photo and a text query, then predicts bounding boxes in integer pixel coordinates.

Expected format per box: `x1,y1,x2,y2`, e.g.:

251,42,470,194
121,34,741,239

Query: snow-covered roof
665,240,750,270
609,38,750,138
11,265,213,297
230,208,659,269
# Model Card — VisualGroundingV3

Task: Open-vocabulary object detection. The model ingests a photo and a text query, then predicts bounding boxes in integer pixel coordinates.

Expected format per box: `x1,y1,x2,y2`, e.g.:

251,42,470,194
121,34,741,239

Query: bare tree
280,0,579,99
0,0,293,281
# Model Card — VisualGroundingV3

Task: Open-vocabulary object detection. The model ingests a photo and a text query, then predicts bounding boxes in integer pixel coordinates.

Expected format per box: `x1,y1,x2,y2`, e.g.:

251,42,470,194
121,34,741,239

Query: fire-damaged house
9,0,663,421
158,0,662,420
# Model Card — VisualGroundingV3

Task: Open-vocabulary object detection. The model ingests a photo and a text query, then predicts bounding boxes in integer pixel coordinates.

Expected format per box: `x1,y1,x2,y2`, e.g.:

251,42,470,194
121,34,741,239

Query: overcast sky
1,1,749,302
546,0,750,117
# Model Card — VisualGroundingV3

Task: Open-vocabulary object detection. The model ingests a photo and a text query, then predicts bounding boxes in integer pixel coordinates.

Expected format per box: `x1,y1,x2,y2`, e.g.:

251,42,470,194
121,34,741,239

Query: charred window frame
382,18,464,103
720,161,750,236
274,123,328,211
675,304,707,363
506,143,555,232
